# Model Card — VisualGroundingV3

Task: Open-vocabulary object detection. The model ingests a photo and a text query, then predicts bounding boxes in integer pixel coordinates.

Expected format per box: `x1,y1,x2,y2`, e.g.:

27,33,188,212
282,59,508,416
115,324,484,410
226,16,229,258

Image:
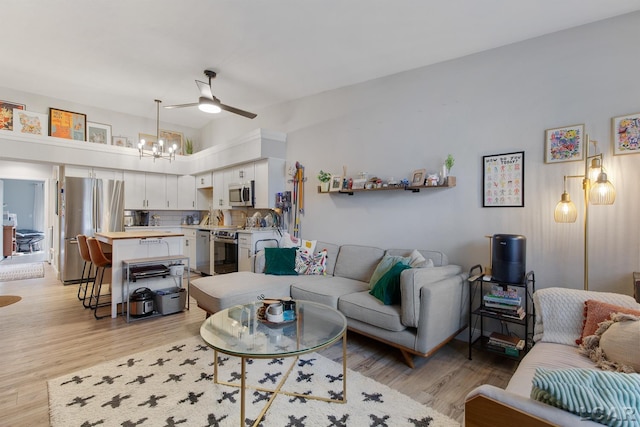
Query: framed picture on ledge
483,151,525,207
330,175,342,192
49,108,86,141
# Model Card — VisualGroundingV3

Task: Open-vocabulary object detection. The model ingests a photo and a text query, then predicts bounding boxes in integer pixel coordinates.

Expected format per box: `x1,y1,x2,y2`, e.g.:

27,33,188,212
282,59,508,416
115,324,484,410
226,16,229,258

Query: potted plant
184,138,193,155
444,154,455,186
317,170,332,192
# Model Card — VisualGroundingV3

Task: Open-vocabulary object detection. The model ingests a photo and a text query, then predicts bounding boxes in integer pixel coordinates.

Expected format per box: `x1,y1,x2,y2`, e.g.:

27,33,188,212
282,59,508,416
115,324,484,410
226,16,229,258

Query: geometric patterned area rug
0,262,44,281
48,335,460,427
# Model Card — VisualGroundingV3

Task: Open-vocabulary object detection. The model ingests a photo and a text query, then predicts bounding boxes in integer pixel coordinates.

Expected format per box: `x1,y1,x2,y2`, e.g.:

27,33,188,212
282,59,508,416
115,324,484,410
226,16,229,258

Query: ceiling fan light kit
164,69,257,119
197,96,222,114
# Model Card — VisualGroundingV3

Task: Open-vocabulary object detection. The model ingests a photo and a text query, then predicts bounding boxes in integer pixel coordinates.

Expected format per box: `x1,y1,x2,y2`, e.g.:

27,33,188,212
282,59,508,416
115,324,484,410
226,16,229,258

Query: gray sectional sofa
190,242,469,367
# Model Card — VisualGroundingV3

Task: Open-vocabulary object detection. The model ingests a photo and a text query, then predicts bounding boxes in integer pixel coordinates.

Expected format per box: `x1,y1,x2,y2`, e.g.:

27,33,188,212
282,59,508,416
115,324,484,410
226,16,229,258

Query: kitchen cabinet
253,158,286,208
64,165,123,180
182,228,197,271
177,175,196,209
123,171,167,209
196,172,213,189
237,229,280,272
212,170,228,209
227,163,255,184
166,175,178,209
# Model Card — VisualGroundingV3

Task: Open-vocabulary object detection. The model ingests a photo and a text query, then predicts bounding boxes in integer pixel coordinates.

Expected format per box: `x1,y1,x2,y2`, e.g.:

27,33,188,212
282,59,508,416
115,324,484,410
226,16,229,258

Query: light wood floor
0,262,517,426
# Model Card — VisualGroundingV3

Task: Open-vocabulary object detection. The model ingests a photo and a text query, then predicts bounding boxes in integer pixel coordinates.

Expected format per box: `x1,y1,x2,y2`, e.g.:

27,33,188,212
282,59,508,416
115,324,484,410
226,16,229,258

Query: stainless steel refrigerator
60,176,124,284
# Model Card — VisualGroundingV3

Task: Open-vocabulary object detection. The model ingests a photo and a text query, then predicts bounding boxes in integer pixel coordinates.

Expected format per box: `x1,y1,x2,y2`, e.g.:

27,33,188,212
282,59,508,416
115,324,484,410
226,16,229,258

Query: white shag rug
48,335,460,427
0,262,44,281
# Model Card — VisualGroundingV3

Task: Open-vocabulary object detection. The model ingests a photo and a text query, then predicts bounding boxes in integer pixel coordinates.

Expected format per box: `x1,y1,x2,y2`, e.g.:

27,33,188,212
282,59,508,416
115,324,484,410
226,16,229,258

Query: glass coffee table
200,299,348,427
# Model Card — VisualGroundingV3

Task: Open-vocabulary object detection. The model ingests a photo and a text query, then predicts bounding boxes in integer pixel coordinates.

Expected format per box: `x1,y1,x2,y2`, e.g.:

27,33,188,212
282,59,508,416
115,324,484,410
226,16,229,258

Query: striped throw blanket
531,368,640,427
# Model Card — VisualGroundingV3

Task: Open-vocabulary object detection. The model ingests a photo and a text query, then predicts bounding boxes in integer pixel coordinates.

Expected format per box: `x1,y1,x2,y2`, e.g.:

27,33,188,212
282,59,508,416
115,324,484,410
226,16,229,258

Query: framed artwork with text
483,151,525,207
49,108,86,141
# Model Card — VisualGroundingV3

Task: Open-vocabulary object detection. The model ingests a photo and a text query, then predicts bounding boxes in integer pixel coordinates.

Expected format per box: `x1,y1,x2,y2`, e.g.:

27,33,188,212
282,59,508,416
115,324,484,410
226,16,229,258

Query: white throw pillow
408,249,434,268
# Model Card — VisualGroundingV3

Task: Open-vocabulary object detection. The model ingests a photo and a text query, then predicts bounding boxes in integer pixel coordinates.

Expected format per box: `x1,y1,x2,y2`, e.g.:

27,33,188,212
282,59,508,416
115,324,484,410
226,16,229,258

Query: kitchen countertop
95,230,184,244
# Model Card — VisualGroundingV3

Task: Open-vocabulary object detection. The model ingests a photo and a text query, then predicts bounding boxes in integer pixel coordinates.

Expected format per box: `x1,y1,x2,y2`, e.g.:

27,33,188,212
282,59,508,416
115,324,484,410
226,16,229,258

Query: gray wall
2,179,41,231
201,12,640,295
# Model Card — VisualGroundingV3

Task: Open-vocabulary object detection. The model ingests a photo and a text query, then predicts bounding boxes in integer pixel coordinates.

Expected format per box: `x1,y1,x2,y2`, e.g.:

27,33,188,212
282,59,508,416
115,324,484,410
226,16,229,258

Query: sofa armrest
400,265,464,328
465,384,602,427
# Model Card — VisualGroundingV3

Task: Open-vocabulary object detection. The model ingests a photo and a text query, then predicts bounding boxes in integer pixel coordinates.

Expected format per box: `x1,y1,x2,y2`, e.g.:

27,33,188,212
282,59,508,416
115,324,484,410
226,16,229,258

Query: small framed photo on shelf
0,100,25,131
612,112,640,155
49,107,86,141
483,151,525,207
12,109,47,136
329,175,342,192
410,169,426,186
112,135,130,147
544,124,584,163
87,122,112,144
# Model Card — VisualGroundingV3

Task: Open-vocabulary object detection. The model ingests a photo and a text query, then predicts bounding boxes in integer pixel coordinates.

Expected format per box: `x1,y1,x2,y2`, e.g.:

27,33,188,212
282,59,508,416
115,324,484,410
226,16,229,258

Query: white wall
201,12,640,295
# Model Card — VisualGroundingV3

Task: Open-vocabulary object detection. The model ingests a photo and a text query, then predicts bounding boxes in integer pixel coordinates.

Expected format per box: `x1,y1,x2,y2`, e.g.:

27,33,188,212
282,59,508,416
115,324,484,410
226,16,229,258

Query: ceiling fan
164,69,257,119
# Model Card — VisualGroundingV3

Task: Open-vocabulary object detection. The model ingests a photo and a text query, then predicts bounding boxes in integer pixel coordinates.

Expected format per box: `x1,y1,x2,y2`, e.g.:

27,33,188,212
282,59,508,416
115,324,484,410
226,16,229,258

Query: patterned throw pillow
295,249,328,275
577,299,640,344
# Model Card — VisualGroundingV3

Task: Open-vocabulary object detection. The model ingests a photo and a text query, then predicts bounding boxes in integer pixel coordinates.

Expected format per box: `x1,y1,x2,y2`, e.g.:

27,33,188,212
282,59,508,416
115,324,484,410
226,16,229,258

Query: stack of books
487,332,525,356
481,285,525,320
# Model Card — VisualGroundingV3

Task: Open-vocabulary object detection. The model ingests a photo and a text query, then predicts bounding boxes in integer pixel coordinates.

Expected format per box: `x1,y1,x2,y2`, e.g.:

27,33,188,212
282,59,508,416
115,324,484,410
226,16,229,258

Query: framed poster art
49,108,86,141
612,112,640,155
87,122,112,144
0,100,25,131
483,151,525,207
12,109,47,136
138,133,157,149
544,124,584,163
159,129,184,155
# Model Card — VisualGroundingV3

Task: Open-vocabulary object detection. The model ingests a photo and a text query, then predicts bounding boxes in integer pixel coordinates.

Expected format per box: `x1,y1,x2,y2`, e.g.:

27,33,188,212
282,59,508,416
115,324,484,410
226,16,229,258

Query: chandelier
138,99,178,162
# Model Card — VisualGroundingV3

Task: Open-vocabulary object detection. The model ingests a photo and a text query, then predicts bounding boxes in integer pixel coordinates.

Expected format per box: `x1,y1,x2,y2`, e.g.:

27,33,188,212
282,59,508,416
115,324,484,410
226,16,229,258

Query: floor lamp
553,136,616,291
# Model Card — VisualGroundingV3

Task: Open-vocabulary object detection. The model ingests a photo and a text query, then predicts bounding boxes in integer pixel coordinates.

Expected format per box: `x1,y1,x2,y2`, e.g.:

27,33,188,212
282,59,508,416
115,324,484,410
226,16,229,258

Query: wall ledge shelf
319,181,456,195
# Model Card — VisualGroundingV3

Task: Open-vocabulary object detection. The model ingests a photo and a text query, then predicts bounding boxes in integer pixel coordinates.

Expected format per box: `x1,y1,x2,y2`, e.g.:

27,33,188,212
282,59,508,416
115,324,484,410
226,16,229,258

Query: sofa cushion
368,255,409,290
190,272,293,313
315,241,340,276
530,367,640,426
289,276,369,309
386,248,448,267
339,291,406,332
370,262,412,305
506,342,596,398
295,249,327,275
533,287,640,346
333,245,385,282
264,247,298,275
577,299,640,344
580,312,640,373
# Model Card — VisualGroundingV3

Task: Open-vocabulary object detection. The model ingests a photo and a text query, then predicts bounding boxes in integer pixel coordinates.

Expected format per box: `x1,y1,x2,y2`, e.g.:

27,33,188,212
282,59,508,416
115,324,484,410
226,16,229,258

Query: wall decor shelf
321,181,455,195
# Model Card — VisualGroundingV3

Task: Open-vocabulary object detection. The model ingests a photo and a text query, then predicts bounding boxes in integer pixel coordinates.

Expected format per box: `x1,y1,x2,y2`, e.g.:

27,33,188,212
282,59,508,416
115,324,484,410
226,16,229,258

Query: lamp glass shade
590,172,616,205
554,192,577,223
198,97,222,114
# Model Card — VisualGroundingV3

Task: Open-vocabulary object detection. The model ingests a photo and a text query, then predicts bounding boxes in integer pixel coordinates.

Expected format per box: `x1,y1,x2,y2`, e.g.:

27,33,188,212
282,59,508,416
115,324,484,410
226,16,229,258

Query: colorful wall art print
13,109,47,136
483,151,525,207
544,124,584,163
612,112,640,155
0,100,25,131
49,108,86,141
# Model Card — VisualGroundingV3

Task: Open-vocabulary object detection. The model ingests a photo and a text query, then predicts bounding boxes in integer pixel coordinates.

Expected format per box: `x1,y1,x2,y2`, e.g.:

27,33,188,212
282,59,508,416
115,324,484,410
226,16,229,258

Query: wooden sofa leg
400,349,415,368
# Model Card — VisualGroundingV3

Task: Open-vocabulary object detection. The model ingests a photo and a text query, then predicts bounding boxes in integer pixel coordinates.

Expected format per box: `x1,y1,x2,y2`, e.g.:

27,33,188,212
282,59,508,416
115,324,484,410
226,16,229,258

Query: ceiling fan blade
164,102,199,109
219,103,257,119
195,80,214,99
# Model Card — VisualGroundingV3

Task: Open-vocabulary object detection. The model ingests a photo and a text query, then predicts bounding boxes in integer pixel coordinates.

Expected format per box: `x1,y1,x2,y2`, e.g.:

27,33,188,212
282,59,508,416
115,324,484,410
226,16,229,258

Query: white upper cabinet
177,175,196,209
195,172,213,189
64,166,123,180
212,170,228,209
254,158,286,209
123,171,167,209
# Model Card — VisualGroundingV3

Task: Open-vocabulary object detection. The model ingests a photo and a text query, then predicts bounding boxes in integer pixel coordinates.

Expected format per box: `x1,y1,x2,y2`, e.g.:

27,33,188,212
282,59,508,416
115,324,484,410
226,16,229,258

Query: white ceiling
3,1,640,129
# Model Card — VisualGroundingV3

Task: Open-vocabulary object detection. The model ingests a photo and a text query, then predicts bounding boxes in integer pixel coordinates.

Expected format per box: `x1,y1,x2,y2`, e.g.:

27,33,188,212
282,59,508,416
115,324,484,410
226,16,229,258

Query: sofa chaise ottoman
190,242,468,367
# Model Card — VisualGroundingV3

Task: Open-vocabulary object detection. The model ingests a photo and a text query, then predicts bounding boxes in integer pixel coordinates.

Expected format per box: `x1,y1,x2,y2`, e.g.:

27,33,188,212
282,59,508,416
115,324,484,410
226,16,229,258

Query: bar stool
76,235,95,307
86,237,112,319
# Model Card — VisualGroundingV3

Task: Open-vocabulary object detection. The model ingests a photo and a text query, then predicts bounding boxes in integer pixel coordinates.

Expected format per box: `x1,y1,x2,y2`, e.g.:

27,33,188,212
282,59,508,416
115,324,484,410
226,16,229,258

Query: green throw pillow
369,255,410,290
264,247,298,275
370,262,412,305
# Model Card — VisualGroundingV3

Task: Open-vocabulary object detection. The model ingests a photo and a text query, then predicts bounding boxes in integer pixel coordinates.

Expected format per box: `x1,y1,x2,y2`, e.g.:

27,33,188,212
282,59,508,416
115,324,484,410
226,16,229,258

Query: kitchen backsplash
139,208,280,228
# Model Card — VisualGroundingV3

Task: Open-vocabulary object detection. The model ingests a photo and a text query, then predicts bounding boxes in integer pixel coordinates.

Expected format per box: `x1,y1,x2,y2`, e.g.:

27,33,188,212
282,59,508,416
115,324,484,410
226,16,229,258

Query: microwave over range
228,181,254,207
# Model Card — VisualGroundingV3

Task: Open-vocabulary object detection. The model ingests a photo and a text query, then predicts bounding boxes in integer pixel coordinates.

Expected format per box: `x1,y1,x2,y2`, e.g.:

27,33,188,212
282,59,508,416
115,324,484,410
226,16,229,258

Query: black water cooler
492,234,526,284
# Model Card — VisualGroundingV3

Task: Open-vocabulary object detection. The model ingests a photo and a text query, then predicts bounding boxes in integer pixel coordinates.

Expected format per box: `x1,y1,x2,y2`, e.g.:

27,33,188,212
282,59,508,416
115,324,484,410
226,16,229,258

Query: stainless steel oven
211,230,238,275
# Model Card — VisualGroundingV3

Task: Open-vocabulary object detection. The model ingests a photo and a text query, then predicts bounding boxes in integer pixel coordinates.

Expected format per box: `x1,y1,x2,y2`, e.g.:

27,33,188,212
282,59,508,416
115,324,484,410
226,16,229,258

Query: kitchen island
95,231,184,318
